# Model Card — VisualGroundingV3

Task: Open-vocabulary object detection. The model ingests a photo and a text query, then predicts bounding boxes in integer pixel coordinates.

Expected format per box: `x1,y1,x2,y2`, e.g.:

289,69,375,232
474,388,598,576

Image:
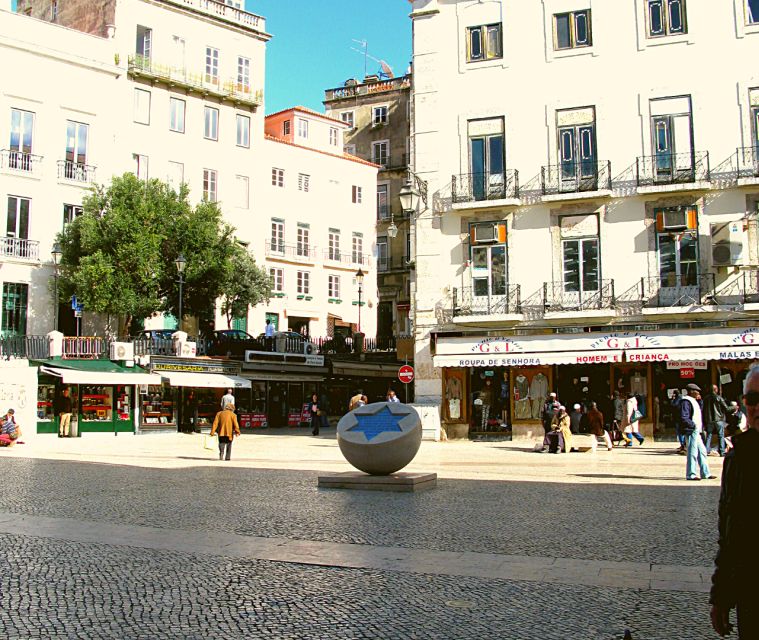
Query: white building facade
410,0,759,440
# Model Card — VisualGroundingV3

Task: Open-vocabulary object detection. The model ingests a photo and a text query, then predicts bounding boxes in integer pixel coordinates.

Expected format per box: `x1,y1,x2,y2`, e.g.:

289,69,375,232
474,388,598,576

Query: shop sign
680,368,696,379
301,403,312,423
239,413,267,428
288,410,304,426
305,355,325,366
150,357,241,375
667,361,708,370
718,349,759,360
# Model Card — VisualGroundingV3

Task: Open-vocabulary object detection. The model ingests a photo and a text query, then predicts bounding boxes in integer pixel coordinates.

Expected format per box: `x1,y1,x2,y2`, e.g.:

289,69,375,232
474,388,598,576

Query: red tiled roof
265,134,380,168
265,105,349,127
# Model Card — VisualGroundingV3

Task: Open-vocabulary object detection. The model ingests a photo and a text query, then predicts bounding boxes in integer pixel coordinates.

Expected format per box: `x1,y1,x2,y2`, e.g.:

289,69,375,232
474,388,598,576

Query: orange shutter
655,212,664,232
470,227,476,245
497,223,507,243
686,208,698,230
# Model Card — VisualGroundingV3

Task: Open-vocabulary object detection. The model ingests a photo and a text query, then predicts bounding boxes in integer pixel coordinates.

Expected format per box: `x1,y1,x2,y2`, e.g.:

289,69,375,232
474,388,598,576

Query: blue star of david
350,407,404,441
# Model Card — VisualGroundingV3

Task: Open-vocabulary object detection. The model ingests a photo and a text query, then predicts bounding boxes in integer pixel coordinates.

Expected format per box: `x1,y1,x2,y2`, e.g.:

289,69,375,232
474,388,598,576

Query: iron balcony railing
324,76,411,101
541,160,612,195
322,249,371,267
451,170,520,203
713,269,759,305
0,237,40,261
543,280,615,312
0,149,43,174
128,55,263,108
131,336,207,357
452,285,522,316
737,146,759,179
0,335,49,359
265,242,317,262
58,160,96,183
618,274,716,308
636,151,710,187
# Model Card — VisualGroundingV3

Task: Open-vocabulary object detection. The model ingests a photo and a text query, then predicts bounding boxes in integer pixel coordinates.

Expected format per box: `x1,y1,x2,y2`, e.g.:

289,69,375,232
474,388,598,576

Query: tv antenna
350,39,394,79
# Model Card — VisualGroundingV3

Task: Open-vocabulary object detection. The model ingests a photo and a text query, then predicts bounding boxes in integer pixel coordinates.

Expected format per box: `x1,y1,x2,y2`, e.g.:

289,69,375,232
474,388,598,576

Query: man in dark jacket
703,384,729,457
710,367,759,638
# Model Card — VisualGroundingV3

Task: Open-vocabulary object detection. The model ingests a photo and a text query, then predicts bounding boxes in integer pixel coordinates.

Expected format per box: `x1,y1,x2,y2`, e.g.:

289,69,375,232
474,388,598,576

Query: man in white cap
679,382,715,481
541,392,560,434
569,403,583,434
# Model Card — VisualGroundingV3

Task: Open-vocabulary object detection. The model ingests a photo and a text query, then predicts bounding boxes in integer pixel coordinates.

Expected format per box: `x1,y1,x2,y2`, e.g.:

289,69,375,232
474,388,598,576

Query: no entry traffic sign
398,364,415,384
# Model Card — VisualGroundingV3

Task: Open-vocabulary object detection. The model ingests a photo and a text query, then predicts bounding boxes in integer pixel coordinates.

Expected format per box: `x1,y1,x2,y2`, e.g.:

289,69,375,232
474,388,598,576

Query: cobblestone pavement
0,434,724,639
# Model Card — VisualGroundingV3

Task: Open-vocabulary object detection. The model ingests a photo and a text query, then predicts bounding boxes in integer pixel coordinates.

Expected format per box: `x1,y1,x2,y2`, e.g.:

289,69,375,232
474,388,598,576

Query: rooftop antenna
351,39,368,78
350,39,395,79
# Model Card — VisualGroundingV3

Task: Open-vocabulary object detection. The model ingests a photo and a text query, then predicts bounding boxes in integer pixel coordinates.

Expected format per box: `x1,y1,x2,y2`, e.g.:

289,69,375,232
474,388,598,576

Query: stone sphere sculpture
337,402,422,475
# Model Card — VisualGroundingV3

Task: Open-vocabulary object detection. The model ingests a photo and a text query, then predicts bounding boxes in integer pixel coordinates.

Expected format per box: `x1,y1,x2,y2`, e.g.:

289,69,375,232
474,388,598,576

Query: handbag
203,434,218,451
629,408,643,423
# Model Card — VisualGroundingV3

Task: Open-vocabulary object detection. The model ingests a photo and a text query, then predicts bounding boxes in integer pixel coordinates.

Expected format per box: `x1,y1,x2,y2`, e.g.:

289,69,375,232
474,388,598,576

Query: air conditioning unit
175,341,197,357
471,222,506,244
110,341,134,361
711,221,747,267
304,341,316,356
662,208,688,229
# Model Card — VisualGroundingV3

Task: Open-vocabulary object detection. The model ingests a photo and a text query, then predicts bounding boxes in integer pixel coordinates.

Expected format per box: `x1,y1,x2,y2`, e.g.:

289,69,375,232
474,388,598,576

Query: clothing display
449,398,461,420
630,373,646,396
530,372,549,419
514,375,529,400
446,376,463,401
514,398,531,419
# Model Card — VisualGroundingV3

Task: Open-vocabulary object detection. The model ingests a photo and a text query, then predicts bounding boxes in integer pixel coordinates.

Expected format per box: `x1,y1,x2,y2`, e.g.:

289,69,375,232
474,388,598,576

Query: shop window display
37,384,56,421
612,365,649,419
114,386,132,421
511,367,552,421
142,385,176,426
81,386,113,422
443,369,466,422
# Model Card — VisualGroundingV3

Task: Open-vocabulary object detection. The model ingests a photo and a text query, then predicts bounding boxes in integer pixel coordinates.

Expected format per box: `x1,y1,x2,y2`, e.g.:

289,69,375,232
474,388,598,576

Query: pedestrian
569,404,583,434
611,390,625,441
710,366,759,638
587,401,613,451
308,392,320,436
671,389,686,454
264,318,275,351
552,405,572,452
541,392,560,434
319,392,330,429
621,391,645,447
348,389,364,412
679,383,715,481
0,409,20,447
55,387,73,438
210,403,240,461
220,388,235,410
703,384,729,457
386,389,400,403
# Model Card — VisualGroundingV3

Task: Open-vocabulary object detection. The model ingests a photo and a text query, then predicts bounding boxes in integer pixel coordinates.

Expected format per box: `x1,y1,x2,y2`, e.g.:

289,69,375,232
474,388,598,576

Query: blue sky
249,0,412,114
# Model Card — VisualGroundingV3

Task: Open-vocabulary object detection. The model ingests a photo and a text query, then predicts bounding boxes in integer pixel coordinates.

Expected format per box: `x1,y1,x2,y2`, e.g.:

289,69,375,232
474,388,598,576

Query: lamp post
51,242,62,331
175,253,186,331
355,267,365,333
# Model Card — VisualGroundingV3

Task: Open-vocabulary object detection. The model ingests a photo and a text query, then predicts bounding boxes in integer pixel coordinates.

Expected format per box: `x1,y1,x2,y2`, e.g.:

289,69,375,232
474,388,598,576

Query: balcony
541,161,612,201
58,160,96,184
452,285,522,320
0,334,49,359
713,269,759,306
322,249,371,268
617,274,716,310
451,171,520,210
542,280,616,314
162,0,266,31
636,151,710,192
128,55,263,110
0,149,43,176
377,256,412,273
737,146,759,185
265,242,317,264
0,237,40,261
324,76,411,101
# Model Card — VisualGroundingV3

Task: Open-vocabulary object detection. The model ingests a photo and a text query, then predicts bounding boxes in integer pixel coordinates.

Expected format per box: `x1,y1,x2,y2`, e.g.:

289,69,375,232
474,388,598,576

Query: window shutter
497,223,507,243
686,208,698,230
470,227,477,245
656,212,665,232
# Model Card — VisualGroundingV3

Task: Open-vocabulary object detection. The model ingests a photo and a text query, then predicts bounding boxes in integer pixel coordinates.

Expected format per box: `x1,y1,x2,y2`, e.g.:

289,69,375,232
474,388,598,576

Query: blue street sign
71,295,78,310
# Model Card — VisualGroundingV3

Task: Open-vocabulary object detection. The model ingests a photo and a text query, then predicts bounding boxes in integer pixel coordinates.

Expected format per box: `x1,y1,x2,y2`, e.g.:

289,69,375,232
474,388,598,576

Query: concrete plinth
511,422,545,440
318,471,437,492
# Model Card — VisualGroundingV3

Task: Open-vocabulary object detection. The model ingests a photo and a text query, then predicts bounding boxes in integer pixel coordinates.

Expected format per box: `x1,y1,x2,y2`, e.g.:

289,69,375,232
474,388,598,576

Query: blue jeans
705,421,726,456
625,432,644,445
686,433,711,479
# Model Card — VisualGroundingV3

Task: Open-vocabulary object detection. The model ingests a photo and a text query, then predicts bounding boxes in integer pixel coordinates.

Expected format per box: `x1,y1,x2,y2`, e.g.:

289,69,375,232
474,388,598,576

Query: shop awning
240,372,326,382
626,346,759,363
433,350,624,368
159,371,251,389
40,364,162,386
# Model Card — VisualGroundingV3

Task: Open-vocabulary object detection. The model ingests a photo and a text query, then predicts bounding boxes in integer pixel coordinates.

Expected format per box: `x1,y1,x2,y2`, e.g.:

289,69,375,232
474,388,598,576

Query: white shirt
683,395,703,433
221,393,235,409
265,324,275,337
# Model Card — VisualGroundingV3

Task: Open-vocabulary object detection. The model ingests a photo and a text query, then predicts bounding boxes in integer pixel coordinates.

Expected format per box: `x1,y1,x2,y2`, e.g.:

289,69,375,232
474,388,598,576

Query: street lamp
175,253,186,330
386,218,398,238
355,268,365,333
51,242,62,331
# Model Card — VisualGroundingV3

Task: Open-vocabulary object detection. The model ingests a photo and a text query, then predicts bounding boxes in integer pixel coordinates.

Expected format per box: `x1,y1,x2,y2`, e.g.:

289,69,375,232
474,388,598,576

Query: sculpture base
318,471,437,492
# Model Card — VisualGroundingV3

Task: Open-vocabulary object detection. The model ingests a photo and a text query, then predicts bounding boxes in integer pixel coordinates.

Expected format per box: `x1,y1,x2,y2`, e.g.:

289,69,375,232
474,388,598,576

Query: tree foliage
57,173,270,334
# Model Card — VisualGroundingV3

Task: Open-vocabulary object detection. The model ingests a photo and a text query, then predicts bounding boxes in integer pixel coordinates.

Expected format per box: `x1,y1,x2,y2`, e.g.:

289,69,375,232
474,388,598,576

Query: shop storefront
434,326,759,440
239,372,326,428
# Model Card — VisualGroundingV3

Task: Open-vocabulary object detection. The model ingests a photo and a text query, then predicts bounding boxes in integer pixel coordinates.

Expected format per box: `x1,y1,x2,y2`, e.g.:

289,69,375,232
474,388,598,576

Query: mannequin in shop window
479,379,494,431
530,372,548,420
514,373,530,420
446,374,463,421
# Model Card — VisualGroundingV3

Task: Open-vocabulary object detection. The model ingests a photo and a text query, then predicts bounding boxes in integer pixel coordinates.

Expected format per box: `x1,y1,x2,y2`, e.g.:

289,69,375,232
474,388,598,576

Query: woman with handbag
621,391,645,447
308,393,320,436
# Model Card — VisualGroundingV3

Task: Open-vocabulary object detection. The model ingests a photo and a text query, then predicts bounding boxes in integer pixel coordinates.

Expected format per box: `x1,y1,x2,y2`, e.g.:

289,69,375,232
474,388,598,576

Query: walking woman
621,391,645,447
211,404,240,461
308,392,320,436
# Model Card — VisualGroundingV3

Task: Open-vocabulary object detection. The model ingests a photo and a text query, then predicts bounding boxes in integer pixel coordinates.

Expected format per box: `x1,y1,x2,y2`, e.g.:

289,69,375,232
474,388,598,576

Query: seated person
0,409,20,447
538,406,571,453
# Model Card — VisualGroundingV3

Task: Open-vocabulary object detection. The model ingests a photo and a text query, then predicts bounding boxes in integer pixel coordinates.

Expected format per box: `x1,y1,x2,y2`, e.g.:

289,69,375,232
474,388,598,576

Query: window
237,56,250,92
372,140,389,167
298,173,310,192
297,271,310,294
749,0,759,23
63,204,83,227
561,215,599,295
328,229,340,260
136,25,152,60
468,117,504,201
466,23,502,61
650,97,693,183
647,0,686,37
352,233,363,264
554,10,592,49
170,98,185,133
340,111,354,128
328,275,340,299
272,168,284,187
470,223,507,298
352,185,362,204
205,46,220,84
283,120,291,136
656,206,698,288
51,0,58,20
235,175,249,208
9,108,34,171
344,144,356,156
330,127,338,146
372,106,388,126
557,108,597,190
269,267,284,292
202,168,217,202
298,118,309,138
297,224,310,256
377,184,389,220
1,283,28,338
204,107,219,141
133,88,151,125
6,196,30,239
405,230,411,262
167,161,184,190
270,220,284,253
65,120,88,168
377,236,389,271
132,154,149,180
236,114,250,147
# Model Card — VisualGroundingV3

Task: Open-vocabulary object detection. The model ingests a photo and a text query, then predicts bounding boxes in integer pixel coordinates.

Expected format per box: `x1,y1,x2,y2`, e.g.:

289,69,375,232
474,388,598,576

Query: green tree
57,173,268,334
219,248,271,329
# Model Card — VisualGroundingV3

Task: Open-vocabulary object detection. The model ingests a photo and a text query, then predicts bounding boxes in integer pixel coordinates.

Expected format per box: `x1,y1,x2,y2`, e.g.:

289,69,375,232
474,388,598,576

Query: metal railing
452,170,520,203
62,336,106,359
324,76,411,101
128,55,263,108
265,242,317,262
713,269,759,305
617,274,716,308
0,335,49,360
131,336,207,357
636,151,710,186
737,146,759,179
452,285,522,316
322,249,371,267
0,237,40,261
543,280,615,311
57,160,96,183
0,149,43,174
541,160,612,195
